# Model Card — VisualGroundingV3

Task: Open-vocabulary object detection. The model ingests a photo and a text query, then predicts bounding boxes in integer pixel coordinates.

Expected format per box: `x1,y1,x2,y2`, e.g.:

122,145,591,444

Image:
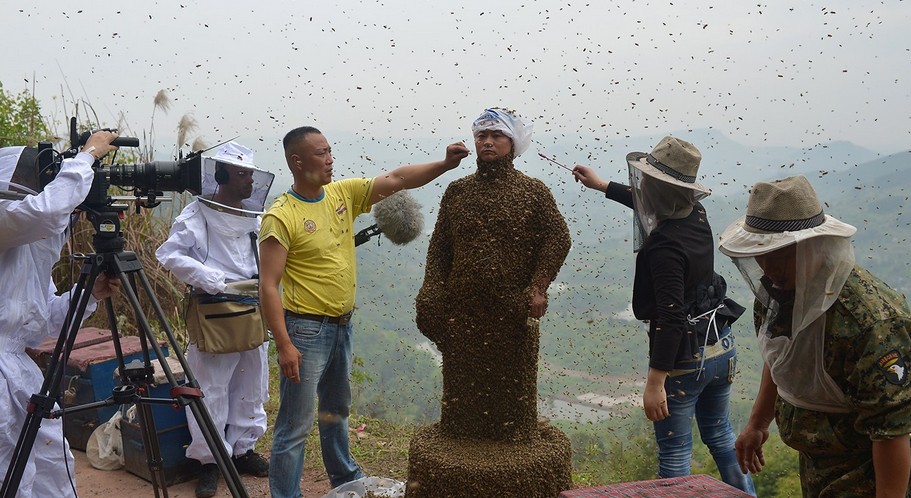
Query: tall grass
53,193,191,343
48,89,202,345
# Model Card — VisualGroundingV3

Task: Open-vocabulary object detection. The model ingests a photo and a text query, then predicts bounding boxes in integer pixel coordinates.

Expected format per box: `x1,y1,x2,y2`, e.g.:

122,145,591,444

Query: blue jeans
653,328,756,496
269,315,364,498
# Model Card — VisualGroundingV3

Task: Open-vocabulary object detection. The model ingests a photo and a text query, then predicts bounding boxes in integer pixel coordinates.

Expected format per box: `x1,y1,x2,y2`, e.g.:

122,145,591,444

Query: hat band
745,211,825,232
646,154,696,183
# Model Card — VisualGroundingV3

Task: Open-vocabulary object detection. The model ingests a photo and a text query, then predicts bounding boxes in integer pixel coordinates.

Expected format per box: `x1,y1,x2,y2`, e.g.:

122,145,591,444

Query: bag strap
249,232,260,276
688,303,725,381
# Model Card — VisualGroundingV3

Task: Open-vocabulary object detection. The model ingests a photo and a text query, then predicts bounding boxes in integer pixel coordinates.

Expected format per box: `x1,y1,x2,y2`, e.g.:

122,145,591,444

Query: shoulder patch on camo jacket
877,350,908,386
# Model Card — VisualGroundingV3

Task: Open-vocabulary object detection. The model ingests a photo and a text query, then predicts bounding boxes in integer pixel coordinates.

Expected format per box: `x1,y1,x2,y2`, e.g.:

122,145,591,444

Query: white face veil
196,142,274,237
0,147,40,197
730,236,856,412
198,156,274,216
719,175,861,412
628,162,707,252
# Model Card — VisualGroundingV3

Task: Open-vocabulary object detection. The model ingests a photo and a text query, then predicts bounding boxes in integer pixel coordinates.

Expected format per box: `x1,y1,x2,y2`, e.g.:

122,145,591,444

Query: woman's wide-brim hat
626,136,711,196
719,175,856,257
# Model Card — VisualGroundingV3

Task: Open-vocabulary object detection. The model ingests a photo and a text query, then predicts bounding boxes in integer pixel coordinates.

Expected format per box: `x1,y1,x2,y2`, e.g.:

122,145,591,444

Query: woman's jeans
653,328,756,496
269,314,364,498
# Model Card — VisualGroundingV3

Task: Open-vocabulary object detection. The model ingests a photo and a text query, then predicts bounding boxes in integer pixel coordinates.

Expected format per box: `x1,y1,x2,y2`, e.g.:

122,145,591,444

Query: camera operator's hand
91,272,122,301
83,130,119,161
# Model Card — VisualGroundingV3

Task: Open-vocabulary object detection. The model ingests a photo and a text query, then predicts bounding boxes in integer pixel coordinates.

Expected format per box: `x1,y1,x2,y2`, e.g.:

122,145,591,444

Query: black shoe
233,449,269,477
196,463,219,498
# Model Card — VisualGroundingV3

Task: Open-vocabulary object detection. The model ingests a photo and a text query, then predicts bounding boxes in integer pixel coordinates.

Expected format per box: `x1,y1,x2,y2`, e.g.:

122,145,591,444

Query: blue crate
121,418,200,485
130,355,190,432
58,336,169,450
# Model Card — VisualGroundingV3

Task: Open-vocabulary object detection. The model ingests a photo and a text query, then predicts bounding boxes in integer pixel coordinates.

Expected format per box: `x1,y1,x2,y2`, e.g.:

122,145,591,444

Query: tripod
1,204,249,498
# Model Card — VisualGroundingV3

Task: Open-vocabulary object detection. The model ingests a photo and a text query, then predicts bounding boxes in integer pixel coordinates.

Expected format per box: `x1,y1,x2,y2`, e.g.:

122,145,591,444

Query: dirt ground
72,449,332,498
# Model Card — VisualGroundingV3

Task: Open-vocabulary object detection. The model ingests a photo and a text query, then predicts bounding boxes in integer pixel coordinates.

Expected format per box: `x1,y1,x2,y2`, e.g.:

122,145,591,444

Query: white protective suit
155,200,268,464
0,147,100,498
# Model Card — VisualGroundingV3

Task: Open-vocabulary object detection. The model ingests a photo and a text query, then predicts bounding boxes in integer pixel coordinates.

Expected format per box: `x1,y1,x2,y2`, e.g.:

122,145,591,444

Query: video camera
31,117,203,209
27,117,204,252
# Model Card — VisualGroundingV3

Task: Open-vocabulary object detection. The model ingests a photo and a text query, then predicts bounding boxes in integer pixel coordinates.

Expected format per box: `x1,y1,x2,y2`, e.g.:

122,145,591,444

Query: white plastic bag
85,409,124,470
320,476,405,498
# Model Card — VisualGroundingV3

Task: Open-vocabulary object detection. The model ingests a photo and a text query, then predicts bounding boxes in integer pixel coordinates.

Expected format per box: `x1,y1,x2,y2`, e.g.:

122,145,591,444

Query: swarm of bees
407,156,573,497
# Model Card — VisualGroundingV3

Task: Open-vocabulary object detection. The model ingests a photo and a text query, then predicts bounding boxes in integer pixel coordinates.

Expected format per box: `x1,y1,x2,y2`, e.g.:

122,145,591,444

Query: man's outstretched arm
368,142,469,205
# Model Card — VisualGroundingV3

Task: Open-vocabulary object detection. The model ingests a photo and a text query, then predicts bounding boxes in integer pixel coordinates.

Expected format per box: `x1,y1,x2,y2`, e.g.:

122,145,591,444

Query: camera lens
106,156,202,196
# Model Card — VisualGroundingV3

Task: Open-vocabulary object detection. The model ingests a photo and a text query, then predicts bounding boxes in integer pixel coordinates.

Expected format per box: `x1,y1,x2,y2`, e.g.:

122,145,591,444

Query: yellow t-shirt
260,178,374,316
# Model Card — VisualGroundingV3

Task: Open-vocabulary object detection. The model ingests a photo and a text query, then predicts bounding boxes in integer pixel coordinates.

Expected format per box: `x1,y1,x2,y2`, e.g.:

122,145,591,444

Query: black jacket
634,204,715,370
606,183,741,371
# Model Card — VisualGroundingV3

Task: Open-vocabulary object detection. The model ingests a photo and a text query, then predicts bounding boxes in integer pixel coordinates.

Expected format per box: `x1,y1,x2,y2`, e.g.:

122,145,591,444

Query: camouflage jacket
755,266,911,496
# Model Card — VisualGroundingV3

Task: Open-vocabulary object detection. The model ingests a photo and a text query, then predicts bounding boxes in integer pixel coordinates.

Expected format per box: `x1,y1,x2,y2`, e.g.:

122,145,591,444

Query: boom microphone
355,190,424,246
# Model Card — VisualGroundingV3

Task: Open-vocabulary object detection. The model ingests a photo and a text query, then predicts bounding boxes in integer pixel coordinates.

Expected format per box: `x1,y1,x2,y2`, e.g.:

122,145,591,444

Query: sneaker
233,449,269,477
195,463,219,498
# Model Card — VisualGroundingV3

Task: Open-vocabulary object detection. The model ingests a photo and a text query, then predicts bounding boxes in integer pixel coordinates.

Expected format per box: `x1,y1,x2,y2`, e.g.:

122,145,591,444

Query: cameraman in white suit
0,131,120,497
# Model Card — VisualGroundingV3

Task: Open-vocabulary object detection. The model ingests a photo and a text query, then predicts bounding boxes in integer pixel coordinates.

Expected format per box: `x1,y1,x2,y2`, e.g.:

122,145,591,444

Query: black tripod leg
104,288,168,498
116,253,248,498
133,397,167,498
1,256,100,498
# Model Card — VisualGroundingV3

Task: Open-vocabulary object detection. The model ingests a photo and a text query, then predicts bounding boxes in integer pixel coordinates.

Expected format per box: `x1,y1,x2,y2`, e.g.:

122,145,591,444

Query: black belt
284,310,353,325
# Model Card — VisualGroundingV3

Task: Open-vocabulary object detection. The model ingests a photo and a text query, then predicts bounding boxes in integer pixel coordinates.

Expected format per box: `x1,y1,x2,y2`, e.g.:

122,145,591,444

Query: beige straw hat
626,136,711,196
719,175,856,257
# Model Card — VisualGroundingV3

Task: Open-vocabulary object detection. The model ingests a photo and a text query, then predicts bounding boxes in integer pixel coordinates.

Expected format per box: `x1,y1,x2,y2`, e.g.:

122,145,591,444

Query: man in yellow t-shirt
259,126,469,497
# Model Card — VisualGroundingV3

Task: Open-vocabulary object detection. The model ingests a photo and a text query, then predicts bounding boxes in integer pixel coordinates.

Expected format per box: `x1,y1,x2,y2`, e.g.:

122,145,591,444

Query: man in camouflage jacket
719,175,911,498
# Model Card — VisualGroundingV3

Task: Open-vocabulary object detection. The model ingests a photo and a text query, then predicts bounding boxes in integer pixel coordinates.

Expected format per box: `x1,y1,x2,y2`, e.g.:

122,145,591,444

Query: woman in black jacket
572,136,755,495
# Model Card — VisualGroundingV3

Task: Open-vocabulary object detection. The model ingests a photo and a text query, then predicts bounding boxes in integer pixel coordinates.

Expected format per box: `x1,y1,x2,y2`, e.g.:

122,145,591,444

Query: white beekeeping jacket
155,199,260,296
0,147,99,351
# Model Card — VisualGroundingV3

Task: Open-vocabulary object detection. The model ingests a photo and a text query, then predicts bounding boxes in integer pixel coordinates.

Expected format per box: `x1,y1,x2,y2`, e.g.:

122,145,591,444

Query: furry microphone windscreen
372,190,424,245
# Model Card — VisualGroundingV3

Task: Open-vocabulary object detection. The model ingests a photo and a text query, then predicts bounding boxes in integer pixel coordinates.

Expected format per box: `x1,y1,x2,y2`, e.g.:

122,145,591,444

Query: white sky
1,0,908,182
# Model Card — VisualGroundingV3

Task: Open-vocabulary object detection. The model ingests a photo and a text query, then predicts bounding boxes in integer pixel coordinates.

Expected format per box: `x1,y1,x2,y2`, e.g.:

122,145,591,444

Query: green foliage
561,415,804,493
351,322,442,423
562,416,659,486
351,355,375,390
0,82,51,147
751,438,802,497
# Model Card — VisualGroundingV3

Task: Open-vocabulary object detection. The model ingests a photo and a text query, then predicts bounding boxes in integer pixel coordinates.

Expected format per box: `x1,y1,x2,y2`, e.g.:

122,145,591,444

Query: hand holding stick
537,152,573,172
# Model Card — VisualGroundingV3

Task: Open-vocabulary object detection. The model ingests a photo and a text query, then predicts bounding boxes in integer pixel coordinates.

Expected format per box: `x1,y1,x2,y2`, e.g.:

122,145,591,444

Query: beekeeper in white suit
156,141,274,498
0,131,120,497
